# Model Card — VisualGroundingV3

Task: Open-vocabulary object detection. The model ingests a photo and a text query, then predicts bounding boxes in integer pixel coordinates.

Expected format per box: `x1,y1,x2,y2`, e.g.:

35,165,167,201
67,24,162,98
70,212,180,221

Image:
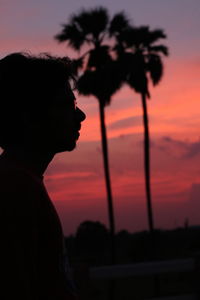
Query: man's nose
76,107,86,122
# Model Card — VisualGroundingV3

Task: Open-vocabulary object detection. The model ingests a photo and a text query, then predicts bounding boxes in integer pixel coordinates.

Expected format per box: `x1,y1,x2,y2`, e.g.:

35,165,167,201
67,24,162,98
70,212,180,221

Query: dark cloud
108,116,142,130
189,183,200,205
183,141,200,158
186,183,200,224
152,136,200,159
55,190,200,236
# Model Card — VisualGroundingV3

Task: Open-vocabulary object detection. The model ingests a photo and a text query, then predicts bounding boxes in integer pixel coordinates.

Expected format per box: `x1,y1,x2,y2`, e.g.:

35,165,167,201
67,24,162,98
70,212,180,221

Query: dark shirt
0,154,77,299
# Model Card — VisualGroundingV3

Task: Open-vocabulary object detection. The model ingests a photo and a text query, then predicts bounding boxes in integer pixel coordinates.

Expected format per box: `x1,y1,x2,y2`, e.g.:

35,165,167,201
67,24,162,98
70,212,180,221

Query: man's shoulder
0,165,37,188
0,158,44,199
0,158,45,217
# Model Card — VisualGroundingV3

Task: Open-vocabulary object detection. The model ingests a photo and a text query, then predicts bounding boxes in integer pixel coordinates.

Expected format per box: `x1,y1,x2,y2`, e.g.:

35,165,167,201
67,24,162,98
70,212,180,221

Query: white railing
148,295,197,300
90,258,196,279
89,258,199,300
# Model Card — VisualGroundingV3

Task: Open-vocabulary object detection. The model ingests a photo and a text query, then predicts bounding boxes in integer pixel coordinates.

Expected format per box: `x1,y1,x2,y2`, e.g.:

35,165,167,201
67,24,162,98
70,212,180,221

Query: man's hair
0,52,75,149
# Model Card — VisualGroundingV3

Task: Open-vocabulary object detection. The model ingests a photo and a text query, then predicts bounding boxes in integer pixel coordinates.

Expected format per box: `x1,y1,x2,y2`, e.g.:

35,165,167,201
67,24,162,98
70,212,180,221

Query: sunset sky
0,0,200,236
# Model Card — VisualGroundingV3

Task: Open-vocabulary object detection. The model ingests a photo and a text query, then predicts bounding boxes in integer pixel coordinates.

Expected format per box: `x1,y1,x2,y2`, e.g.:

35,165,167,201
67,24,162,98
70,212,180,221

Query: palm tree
111,24,169,236
55,7,126,265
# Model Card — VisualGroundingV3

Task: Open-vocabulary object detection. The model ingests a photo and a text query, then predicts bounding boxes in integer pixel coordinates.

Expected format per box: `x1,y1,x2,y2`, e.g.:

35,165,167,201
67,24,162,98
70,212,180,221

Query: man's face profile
0,53,87,155
48,85,86,153
25,84,86,154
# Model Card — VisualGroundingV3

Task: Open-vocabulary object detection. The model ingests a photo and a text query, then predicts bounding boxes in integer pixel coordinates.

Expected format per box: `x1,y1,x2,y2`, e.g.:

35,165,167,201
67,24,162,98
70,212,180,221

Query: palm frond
116,52,136,79
147,54,163,85
130,26,150,48
100,60,125,105
128,69,149,97
71,57,84,76
118,51,149,96
127,56,149,96
119,27,137,48
122,26,167,49
109,12,130,35
78,61,124,106
77,70,96,96
55,23,85,50
147,29,167,45
148,45,169,56
87,46,111,69
72,7,109,40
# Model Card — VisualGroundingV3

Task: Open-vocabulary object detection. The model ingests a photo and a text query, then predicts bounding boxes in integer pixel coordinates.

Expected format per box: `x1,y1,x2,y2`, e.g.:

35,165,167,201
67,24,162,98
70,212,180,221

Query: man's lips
75,128,80,137
76,124,81,131
74,124,81,139
75,124,81,133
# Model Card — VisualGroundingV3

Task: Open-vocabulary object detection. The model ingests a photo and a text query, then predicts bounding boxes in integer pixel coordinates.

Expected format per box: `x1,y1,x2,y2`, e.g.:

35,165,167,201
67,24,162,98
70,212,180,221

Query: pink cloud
41,132,200,235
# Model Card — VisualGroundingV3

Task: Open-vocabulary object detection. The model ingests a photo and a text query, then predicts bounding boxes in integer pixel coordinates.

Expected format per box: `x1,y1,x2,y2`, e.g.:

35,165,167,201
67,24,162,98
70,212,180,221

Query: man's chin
56,141,77,153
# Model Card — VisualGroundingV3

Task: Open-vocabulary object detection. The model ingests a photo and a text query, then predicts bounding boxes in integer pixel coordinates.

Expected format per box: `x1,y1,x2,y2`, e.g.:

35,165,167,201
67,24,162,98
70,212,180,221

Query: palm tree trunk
141,93,154,234
99,101,116,265
141,93,161,296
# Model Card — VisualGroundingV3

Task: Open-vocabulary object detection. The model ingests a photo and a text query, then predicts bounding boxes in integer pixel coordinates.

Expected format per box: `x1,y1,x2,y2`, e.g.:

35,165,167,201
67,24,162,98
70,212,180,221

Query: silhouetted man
0,52,86,299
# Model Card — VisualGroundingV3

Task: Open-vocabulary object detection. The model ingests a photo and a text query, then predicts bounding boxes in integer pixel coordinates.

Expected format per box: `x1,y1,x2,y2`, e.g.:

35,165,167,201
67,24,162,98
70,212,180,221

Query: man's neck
1,145,55,178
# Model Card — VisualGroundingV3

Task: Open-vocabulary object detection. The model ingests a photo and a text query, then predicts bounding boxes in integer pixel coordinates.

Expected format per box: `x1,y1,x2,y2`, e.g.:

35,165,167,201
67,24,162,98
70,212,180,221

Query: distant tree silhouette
55,7,125,265
75,220,109,253
111,21,169,235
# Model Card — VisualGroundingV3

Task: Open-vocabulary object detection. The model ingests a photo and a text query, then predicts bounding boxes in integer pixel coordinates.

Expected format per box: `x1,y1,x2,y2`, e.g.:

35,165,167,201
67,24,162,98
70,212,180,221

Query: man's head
0,52,86,153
